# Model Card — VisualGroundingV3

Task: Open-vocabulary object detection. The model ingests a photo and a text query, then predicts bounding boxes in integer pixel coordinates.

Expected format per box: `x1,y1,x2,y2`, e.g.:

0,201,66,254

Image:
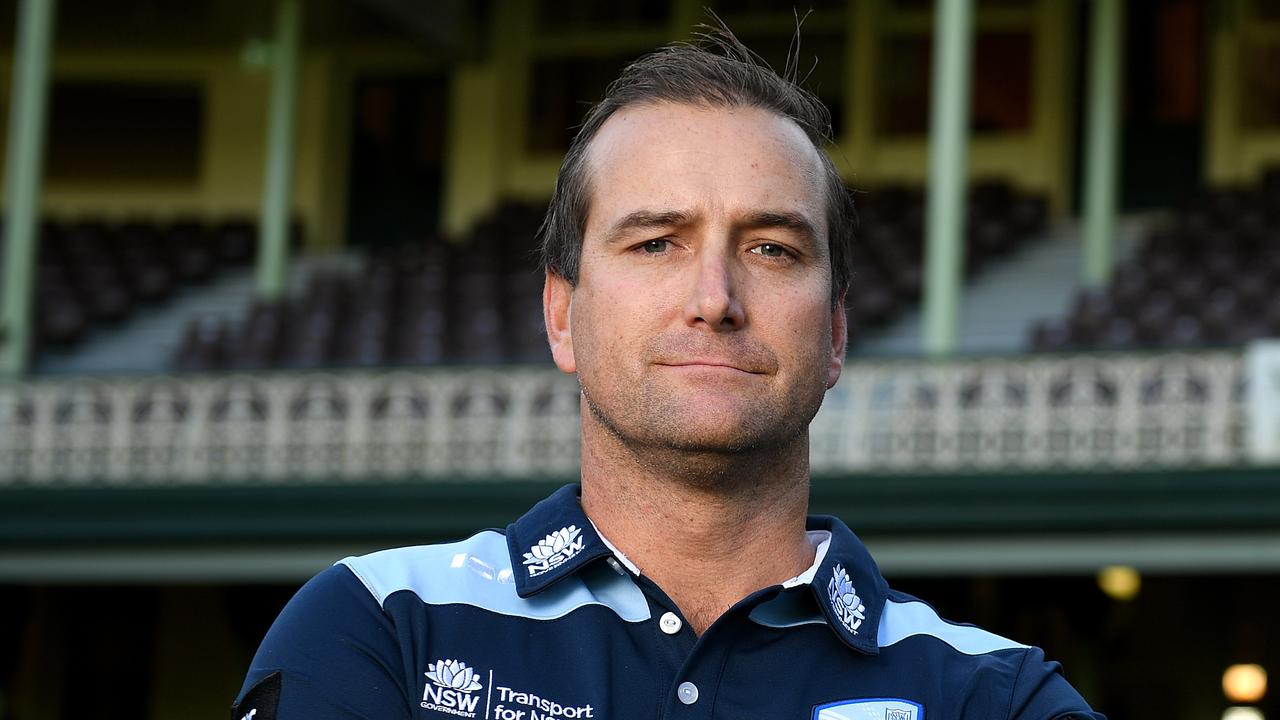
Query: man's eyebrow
602,209,693,244
738,211,820,246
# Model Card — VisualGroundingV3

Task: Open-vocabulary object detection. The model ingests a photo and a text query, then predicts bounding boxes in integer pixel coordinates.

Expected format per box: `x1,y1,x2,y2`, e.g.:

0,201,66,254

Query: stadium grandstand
1,1,1279,719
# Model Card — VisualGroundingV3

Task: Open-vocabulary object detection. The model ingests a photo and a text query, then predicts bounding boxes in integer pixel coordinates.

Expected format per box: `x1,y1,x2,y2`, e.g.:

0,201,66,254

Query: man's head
541,28,852,467
540,30,854,305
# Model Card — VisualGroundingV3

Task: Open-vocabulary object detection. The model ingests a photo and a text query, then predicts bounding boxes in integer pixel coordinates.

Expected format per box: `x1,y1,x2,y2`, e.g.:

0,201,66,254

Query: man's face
545,102,846,455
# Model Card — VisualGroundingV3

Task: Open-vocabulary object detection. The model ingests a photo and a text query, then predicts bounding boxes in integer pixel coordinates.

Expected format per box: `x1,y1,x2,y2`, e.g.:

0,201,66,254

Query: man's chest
398,604,948,720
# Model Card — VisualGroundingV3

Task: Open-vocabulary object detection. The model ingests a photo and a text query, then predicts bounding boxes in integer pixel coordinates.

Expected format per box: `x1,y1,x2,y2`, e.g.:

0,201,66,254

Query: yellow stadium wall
0,48,350,250
3,0,1280,249
441,0,1078,237
1205,0,1280,184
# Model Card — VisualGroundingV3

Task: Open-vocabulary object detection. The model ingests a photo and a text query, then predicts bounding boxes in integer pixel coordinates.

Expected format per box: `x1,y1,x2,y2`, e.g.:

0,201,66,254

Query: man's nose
682,250,745,330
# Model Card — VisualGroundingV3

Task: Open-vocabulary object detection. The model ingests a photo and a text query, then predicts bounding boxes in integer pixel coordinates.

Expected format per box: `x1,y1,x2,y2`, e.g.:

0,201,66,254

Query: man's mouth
655,360,766,375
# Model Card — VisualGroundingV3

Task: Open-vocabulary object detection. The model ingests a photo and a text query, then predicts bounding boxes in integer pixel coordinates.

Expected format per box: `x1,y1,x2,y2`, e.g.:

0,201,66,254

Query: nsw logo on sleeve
813,698,923,720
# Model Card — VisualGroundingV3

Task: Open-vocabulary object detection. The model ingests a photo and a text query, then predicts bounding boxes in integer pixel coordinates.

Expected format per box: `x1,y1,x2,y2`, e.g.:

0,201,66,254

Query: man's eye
641,239,671,254
752,243,788,258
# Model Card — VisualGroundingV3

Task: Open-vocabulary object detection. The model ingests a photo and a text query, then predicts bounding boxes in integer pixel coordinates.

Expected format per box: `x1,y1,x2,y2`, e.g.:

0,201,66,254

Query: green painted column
256,0,302,300
1082,0,1124,287
0,0,57,378
922,0,975,357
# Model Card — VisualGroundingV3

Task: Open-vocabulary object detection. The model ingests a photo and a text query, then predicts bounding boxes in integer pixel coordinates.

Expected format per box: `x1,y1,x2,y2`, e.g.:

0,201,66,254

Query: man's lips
646,335,779,376
654,360,766,375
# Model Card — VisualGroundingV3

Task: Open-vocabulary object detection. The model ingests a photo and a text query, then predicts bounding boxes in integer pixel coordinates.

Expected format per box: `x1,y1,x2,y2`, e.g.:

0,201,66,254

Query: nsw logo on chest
420,657,596,720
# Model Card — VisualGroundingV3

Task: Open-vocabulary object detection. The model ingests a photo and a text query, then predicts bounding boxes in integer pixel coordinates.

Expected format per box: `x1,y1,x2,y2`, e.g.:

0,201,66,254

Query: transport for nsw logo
422,659,484,718
522,525,585,577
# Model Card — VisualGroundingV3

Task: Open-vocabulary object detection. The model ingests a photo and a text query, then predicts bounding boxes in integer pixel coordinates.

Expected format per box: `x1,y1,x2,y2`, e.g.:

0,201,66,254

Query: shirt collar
506,484,888,654
746,516,889,655
507,484,615,598
795,514,889,655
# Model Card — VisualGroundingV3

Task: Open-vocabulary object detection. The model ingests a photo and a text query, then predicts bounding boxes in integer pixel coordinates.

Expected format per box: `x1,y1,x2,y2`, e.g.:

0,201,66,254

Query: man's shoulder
337,529,512,609
333,528,648,624
877,588,1029,659
876,589,1103,718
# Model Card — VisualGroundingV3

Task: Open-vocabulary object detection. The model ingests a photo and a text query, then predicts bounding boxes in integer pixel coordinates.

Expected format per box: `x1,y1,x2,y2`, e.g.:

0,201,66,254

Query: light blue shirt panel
338,530,650,623
749,589,827,628
877,599,1028,655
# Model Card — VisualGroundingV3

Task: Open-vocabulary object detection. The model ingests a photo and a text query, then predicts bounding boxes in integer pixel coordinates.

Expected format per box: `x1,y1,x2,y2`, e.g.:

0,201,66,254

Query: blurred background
1,0,1279,718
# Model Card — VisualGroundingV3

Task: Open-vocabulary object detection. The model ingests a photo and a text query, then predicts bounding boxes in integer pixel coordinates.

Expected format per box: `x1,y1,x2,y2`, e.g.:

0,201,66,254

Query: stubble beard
578,367,827,490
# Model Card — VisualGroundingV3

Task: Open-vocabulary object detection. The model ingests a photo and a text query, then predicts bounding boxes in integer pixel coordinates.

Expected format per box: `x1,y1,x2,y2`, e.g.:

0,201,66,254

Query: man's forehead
586,101,820,174
582,102,826,234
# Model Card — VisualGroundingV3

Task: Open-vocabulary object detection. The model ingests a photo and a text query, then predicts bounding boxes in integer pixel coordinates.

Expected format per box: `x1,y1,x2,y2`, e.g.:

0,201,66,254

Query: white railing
0,350,1262,487
811,351,1249,472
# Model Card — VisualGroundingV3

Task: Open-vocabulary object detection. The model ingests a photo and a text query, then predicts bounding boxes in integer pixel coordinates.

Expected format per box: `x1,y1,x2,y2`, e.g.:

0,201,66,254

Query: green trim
811,467,1280,534
1081,0,1124,286
2,468,1278,547
0,479,571,545
921,0,975,356
0,0,57,378
256,0,302,299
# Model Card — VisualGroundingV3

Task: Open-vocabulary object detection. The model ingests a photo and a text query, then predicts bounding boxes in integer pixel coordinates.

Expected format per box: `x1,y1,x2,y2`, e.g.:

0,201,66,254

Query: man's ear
544,272,577,374
827,293,848,389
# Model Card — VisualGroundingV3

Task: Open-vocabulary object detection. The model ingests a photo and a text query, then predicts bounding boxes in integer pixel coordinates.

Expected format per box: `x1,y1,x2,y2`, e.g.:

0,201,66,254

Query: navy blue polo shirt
235,484,1104,720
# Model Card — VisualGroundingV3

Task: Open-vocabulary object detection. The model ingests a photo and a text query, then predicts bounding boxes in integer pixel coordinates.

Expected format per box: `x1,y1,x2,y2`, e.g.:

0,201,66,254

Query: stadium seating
33,217,266,356
170,183,1049,370
845,179,1048,346
1030,166,1280,351
172,201,552,370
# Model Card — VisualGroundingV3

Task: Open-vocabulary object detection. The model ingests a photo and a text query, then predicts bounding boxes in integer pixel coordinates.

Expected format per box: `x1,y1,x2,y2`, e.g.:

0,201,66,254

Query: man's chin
621,418,811,489
581,377,818,456
629,405,793,455
644,431,770,456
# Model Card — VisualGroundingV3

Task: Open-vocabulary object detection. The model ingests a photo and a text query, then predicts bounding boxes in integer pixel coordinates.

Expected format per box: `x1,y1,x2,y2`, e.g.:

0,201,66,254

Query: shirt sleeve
1007,646,1107,720
232,564,413,720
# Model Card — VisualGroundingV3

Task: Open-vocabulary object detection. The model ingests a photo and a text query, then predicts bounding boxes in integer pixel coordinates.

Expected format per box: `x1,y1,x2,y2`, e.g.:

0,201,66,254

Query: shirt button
677,681,699,705
659,612,682,634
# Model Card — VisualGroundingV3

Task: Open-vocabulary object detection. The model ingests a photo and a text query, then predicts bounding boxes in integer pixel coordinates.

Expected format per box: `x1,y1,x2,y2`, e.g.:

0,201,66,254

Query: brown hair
537,24,854,304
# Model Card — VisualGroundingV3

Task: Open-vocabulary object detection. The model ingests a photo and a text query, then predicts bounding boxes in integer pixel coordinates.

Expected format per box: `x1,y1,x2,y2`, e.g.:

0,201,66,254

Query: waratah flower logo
828,564,867,635
522,525,583,566
425,659,483,693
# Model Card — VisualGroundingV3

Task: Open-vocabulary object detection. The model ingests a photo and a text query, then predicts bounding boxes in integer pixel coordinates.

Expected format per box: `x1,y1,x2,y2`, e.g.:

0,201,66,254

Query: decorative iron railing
0,349,1269,488
810,351,1249,472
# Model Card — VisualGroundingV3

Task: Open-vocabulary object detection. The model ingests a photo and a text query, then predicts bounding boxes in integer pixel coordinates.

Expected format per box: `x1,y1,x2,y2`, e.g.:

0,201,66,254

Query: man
234,29,1105,720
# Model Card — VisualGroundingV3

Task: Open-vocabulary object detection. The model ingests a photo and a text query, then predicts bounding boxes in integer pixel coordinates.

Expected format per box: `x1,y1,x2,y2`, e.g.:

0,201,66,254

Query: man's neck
579,416,816,635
